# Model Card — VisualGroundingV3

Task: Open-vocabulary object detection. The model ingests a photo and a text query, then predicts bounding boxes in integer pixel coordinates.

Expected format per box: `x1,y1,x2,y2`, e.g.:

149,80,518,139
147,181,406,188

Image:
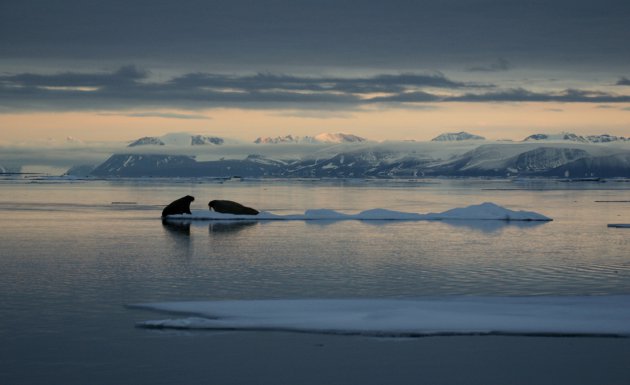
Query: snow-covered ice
132,296,630,337
423,202,549,220
164,202,552,221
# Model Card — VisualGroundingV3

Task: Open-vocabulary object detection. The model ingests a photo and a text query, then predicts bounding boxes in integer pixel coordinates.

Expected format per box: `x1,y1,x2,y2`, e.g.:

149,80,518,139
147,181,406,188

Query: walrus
208,200,259,215
161,195,195,217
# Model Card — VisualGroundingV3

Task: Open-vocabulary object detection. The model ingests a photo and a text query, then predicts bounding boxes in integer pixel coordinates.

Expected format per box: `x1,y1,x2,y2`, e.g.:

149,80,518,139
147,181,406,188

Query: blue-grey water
1,178,629,384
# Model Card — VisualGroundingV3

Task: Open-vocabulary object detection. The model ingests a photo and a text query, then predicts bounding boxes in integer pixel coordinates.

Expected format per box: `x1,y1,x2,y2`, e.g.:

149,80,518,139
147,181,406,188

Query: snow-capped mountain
431,132,485,141
285,149,433,178
585,134,628,143
80,139,630,178
313,132,367,143
91,154,197,176
523,132,628,143
128,137,165,147
539,152,630,177
191,135,224,145
511,147,590,172
428,145,591,176
254,132,367,144
90,153,287,178
254,135,306,144
128,133,225,147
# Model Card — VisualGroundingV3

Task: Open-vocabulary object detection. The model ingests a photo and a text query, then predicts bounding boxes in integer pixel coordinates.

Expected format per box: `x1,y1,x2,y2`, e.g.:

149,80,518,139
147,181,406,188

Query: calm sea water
1,178,629,384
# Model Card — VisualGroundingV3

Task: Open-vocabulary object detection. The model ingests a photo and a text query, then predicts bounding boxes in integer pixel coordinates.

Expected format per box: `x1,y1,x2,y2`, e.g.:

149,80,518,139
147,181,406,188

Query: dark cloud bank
2,0,630,113
1,0,630,72
1,66,629,112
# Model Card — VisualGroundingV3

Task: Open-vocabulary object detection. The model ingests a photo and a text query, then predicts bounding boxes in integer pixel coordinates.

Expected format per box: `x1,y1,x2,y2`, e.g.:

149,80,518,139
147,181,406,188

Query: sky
1,0,630,147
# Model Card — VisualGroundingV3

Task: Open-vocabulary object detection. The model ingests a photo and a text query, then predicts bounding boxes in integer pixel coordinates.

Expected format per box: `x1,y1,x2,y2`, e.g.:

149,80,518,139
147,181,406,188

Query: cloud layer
1,67,629,112
2,0,629,72
2,0,630,114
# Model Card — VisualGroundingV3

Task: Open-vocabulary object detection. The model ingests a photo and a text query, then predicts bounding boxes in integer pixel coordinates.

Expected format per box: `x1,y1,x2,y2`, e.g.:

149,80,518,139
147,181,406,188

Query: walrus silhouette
208,200,259,215
161,195,195,217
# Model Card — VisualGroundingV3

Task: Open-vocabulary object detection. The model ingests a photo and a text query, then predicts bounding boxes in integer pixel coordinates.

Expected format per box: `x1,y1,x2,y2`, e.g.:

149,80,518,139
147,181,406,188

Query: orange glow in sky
2,103,629,144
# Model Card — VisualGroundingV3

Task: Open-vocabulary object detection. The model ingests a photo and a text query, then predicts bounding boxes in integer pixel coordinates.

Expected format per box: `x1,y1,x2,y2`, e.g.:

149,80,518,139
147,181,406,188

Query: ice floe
132,296,630,337
164,202,551,222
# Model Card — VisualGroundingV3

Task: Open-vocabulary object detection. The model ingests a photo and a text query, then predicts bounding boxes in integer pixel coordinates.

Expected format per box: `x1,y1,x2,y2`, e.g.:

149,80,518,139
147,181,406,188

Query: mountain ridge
128,133,225,147
86,141,630,179
431,132,485,141
254,132,367,144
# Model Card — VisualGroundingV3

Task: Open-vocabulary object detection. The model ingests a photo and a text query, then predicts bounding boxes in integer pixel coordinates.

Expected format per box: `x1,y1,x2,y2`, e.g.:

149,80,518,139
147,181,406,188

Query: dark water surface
1,179,629,384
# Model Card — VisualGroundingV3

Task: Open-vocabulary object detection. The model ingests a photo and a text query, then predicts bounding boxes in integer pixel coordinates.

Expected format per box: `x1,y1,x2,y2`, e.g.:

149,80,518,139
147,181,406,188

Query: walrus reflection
209,221,257,233
162,219,191,236
162,195,194,217
208,200,259,215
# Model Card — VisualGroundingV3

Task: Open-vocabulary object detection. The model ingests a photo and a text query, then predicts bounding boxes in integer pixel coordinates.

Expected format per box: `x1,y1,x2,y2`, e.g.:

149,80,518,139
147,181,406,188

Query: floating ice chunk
302,209,352,219
132,296,630,337
424,202,551,221
355,208,424,220
164,202,551,222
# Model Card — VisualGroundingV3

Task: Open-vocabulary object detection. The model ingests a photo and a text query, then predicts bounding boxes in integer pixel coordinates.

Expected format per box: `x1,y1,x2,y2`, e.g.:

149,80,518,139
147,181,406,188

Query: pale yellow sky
1,102,629,144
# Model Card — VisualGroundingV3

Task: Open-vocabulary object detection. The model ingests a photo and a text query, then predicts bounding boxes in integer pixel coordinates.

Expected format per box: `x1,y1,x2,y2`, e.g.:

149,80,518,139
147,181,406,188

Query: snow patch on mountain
431,132,485,141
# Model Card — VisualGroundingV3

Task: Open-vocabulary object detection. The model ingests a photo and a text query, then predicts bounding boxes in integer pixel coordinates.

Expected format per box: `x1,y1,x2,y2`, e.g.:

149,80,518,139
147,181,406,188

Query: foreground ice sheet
132,296,630,337
165,202,552,221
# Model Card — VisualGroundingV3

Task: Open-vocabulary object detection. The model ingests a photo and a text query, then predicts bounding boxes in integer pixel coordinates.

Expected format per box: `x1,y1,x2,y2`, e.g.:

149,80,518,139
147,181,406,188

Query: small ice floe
608,224,630,228
164,202,552,222
132,296,630,337
422,202,550,221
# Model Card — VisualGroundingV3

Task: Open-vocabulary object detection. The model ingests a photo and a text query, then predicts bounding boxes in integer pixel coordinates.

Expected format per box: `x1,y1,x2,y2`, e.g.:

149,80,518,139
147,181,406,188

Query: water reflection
161,219,191,236
163,217,549,235
208,221,258,234
306,219,424,228
440,219,549,233
303,218,543,231
160,219,194,258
